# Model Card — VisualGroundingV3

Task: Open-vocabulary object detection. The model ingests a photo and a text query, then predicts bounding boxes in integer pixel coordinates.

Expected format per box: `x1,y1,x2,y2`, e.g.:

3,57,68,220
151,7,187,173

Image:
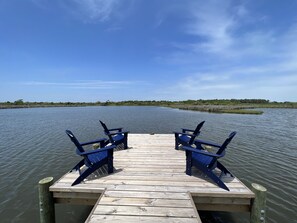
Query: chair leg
107,150,114,174
70,159,85,174
175,134,179,150
72,166,97,186
124,133,128,149
198,164,230,191
217,161,232,176
71,159,107,186
186,151,192,175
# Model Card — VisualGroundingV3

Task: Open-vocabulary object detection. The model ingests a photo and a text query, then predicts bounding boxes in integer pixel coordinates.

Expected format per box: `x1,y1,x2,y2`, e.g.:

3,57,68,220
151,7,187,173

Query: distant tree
14,99,24,105
102,100,110,106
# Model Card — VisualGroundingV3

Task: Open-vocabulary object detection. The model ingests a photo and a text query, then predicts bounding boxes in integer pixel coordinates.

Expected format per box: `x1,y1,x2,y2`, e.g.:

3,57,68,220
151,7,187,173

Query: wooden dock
50,134,255,222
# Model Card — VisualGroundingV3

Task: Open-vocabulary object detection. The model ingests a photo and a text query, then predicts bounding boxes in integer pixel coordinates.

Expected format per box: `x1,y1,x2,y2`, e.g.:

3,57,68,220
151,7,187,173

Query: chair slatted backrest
189,121,205,144
65,130,85,154
216,131,237,156
206,131,236,169
99,120,114,142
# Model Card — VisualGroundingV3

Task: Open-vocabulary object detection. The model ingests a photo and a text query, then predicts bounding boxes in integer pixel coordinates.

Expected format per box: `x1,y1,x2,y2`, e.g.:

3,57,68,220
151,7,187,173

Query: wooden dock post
250,183,267,223
39,177,55,223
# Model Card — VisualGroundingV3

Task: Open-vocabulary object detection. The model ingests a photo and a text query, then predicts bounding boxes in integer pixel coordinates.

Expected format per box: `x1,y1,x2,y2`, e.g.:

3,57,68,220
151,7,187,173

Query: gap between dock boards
49,134,256,223
85,189,202,223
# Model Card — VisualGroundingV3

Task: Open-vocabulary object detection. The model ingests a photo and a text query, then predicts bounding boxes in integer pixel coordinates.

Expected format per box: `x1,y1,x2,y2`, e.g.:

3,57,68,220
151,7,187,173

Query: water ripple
0,107,296,222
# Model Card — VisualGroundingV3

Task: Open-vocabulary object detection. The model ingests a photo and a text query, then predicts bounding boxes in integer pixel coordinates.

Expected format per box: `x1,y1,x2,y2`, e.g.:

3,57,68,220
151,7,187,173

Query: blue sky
1,0,297,102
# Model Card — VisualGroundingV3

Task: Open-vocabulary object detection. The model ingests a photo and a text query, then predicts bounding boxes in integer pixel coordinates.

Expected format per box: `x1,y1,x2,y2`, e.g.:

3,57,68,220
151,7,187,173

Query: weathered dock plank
99,197,194,207
86,190,201,223
50,134,254,222
88,215,200,223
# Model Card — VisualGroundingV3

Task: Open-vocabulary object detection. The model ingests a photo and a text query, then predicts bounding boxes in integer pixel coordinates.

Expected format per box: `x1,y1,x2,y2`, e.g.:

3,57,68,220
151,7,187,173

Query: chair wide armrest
80,138,107,146
78,145,116,155
181,128,195,133
108,131,129,136
194,139,221,148
108,127,123,132
174,132,196,137
183,146,223,158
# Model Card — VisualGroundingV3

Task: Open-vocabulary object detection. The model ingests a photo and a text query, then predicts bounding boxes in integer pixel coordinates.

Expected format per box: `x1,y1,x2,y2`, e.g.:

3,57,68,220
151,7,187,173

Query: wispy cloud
181,73,237,91
158,0,280,61
152,0,297,101
157,62,297,101
30,0,121,22
70,0,120,22
23,80,136,89
32,0,136,23
154,1,252,64
185,0,236,53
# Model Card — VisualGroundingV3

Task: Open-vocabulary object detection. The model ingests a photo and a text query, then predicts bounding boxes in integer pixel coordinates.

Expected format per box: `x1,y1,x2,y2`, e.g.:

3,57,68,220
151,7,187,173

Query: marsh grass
220,109,263,115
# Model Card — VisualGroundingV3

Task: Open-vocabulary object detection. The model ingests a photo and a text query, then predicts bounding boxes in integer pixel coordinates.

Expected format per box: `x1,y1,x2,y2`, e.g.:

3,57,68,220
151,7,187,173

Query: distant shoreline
1,99,297,115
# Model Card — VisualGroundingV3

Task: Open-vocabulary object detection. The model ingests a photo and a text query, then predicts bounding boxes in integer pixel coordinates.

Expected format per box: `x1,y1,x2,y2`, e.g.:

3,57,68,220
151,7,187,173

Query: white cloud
157,65,297,101
153,1,297,101
72,0,119,22
56,0,136,23
31,0,131,23
185,0,237,53
23,80,135,89
155,1,253,64
156,72,240,100
159,0,284,61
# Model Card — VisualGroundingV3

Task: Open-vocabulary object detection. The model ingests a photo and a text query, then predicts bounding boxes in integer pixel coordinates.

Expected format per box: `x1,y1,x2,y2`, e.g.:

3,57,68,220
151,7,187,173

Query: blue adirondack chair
99,120,129,149
174,121,205,150
183,131,237,191
65,130,116,186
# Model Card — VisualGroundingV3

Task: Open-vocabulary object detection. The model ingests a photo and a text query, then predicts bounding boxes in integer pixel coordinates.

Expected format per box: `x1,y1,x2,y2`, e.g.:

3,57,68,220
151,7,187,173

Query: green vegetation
1,99,297,115
0,100,99,109
220,109,263,115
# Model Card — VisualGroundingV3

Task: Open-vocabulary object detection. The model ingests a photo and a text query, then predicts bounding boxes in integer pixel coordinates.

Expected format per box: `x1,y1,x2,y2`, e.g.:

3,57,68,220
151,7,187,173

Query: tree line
0,99,296,109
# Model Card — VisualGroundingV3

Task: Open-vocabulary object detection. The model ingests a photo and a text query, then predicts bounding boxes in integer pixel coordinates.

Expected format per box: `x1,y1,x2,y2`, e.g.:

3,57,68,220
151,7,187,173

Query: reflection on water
0,106,296,223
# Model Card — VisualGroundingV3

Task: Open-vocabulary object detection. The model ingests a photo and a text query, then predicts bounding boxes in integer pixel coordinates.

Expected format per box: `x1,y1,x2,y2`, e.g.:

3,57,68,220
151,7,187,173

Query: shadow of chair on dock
189,168,235,186
85,166,123,181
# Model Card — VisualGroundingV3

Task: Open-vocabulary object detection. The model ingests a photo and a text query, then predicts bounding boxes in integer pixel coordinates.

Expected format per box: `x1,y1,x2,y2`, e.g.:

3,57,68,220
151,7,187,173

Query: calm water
0,106,296,223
